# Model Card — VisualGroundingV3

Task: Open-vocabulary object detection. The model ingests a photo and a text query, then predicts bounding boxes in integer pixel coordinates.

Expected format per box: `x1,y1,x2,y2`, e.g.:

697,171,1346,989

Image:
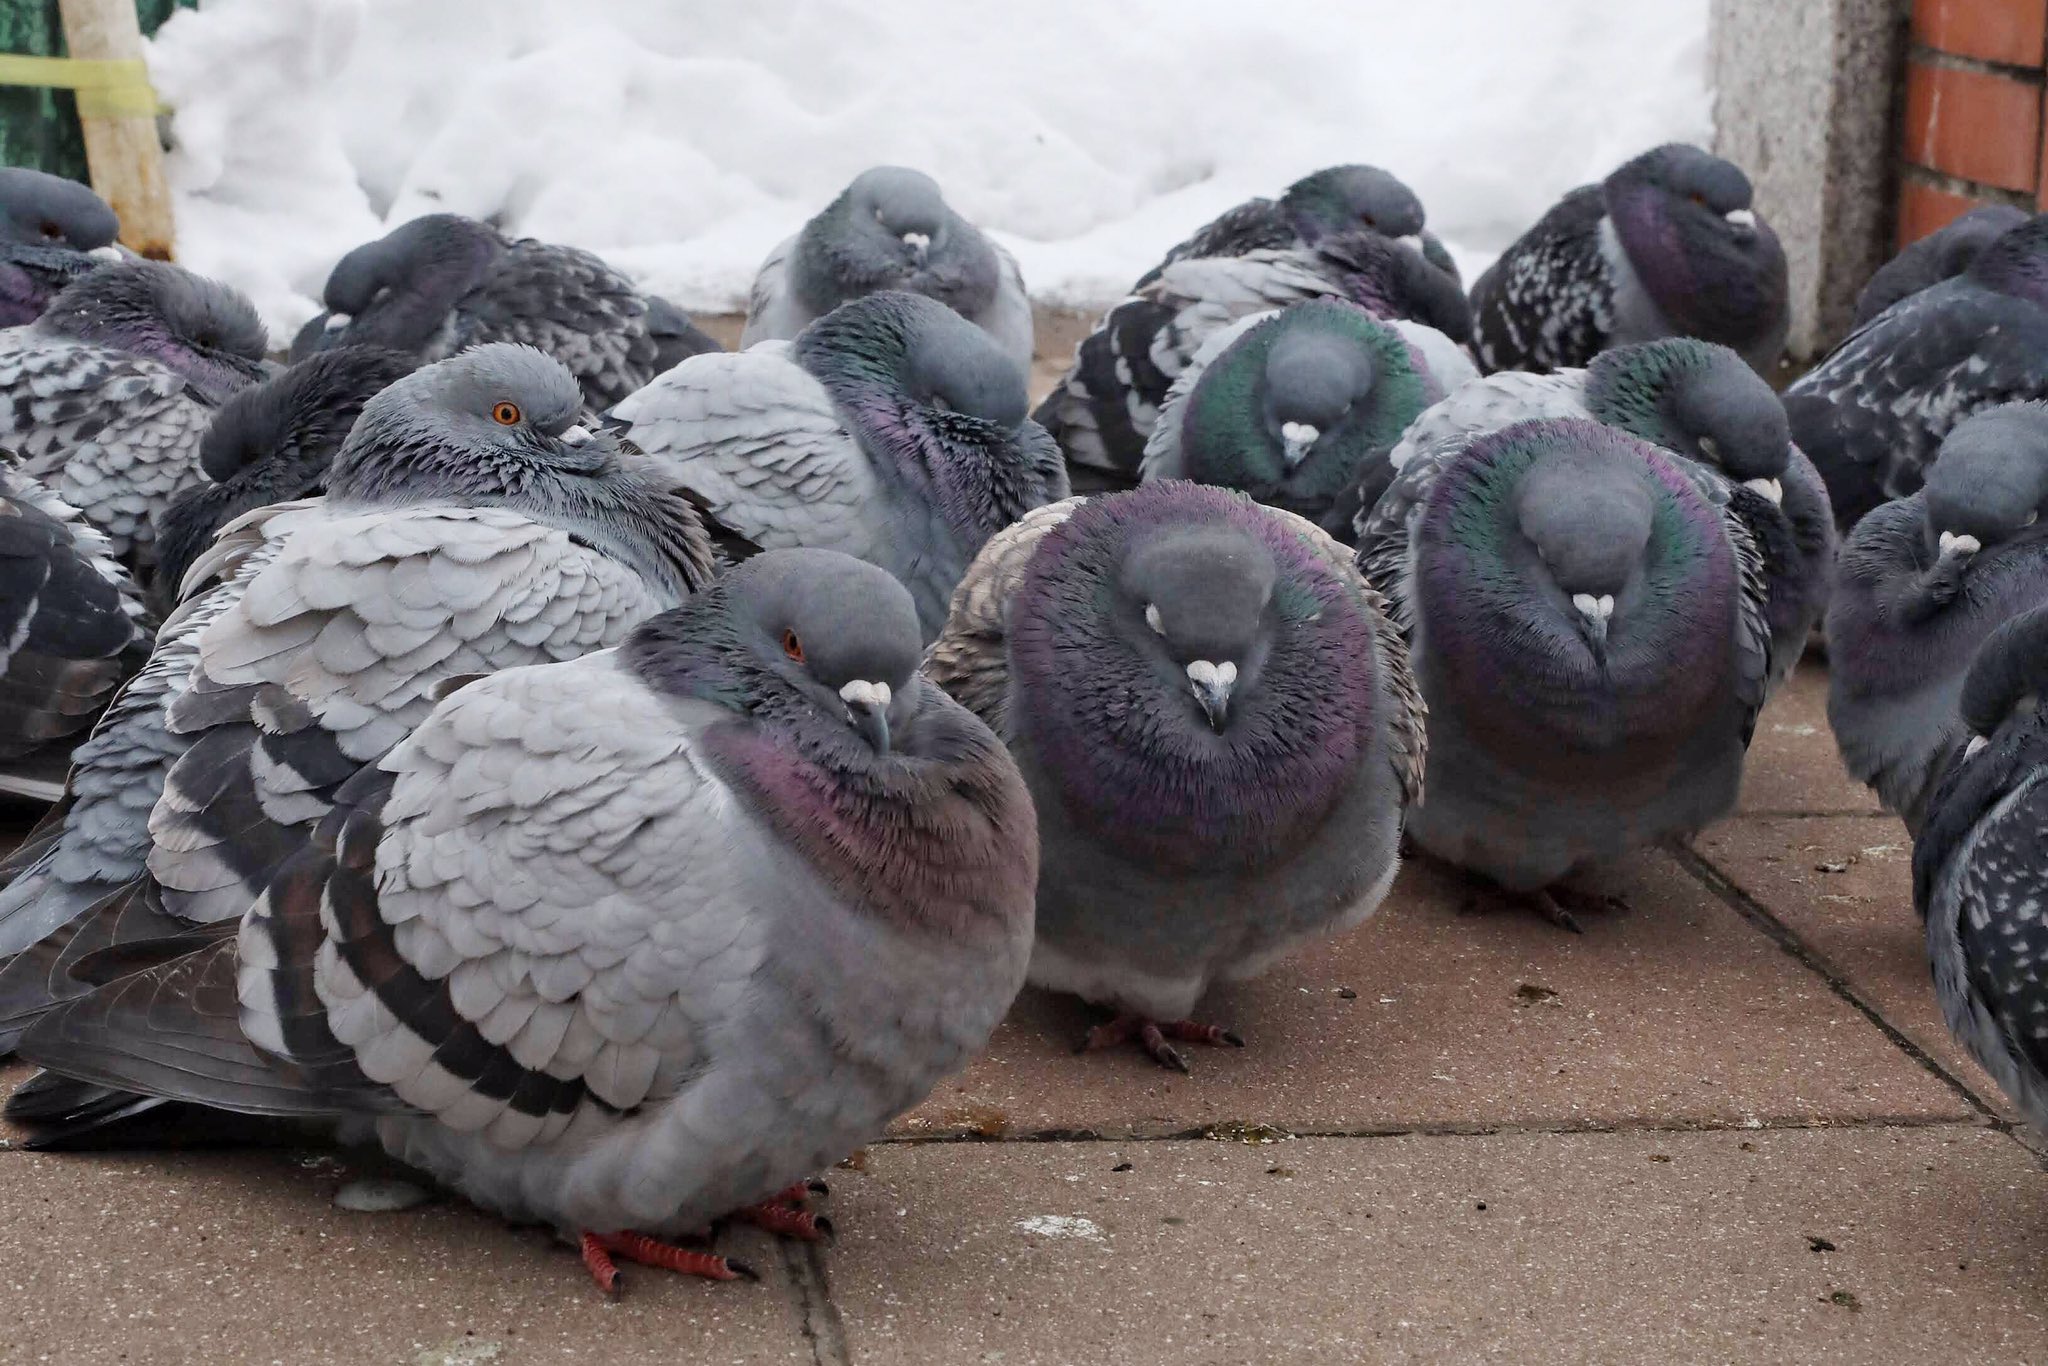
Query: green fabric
0,0,195,181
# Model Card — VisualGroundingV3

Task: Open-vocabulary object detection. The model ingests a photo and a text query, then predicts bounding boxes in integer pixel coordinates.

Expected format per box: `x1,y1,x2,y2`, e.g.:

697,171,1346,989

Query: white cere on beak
1145,604,1165,635
322,311,353,333
839,679,893,709
88,244,127,262
1724,208,1757,230
1938,530,1982,559
1571,592,1616,624
902,231,931,252
1742,477,1784,505
1697,435,1722,462
1397,233,1425,252
1186,659,1237,689
1964,734,1990,761
560,423,593,447
1280,421,1320,468
2027,511,2041,528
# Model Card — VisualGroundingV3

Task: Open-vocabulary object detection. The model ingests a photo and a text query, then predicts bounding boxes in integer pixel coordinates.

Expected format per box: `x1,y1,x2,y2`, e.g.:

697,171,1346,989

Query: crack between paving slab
1666,839,2004,1125
882,1112,1994,1146
779,1236,851,1366
1735,808,1895,820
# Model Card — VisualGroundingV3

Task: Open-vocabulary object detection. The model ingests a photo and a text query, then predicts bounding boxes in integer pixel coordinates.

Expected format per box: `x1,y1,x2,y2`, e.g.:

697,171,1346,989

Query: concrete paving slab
0,1144,818,1366
1693,815,2006,1115
827,1126,2048,1365
1740,667,1884,817
895,846,1970,1142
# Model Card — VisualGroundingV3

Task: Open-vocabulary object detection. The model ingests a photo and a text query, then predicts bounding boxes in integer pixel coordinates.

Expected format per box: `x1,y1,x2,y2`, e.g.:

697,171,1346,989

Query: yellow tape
0,54,162,119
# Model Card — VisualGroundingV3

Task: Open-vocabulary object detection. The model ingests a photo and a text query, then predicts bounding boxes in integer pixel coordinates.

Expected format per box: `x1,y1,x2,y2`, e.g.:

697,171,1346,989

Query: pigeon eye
782,629,805,662
1359,213,1377,227
38,222,62,241
491,401,521,426
1689,192,1708,206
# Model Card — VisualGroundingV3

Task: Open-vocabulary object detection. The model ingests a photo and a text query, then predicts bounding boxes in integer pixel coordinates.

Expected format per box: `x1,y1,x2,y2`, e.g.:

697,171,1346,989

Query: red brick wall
1899,0,2047,243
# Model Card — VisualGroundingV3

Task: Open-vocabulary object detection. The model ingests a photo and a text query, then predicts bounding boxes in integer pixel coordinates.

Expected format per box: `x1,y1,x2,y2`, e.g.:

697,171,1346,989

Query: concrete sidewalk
0,668,2043,1365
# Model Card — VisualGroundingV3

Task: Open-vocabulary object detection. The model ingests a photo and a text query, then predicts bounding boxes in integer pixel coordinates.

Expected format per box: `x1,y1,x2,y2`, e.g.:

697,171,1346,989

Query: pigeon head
1922,402,2048,550
1856,204,2030,324
1281,164,1426,245
1964,213,2048,310
1417,419,1737,755
902,307,1030,431
1176,300,1431,533
1010,483,1387,872
198,345,418,482
1603,144,1787,350
1307,228,1473,343
1959,603,2048,750
317,213,506,354
39,261,269,403
1587,339,1791,492
794,167,999,320
0,240,101,327
0,168,118,251
325,342,712,598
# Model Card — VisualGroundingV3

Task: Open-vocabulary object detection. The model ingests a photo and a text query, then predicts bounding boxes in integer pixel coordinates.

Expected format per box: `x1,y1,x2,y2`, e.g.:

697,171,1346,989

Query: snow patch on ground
1016,1214,1107,1241
146,0,1712,340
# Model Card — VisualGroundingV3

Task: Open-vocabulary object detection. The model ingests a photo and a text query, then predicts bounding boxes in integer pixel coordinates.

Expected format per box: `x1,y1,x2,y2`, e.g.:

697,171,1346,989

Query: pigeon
1037,229,1472,492
1369,338,1834,683
1826,403,2048,832
152,346,419,610
0,467,153,799
0,168,119,252
1135,163,1461,288
1138,298,1447,538
644,294,723,373
12,548,1039,1292
611,290,1068,641
1469,143,1788,377
742,166,1032,377
1915,602,2048,1133
0,261,269,566
293,213,678,409
925,482,1422,1070
0,344,715,1043
1784,213,2048,534
0,242,105,330
1856,205,2031,327
1357,417,1770,926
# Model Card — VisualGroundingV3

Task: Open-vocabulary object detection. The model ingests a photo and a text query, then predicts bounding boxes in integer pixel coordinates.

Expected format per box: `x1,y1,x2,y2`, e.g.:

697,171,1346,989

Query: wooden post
55,0,174,260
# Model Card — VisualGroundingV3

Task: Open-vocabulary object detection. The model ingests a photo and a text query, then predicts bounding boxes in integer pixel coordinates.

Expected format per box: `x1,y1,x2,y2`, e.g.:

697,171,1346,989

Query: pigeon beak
1186,659,1238,732
839,679,893,754
1279,421,1320,470
1937,530,1982,561
901,231,931,265
1397,233,1426,253
1724,208,1757,230
559,423,593,448
1571,592,1615,660
322,311,353,334
88,244,127,262
1963,733,1990,762
1741,477,1784,505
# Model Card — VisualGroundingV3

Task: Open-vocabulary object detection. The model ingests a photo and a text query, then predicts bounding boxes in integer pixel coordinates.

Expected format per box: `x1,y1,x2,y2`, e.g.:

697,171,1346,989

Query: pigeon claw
579,1230,756,1295
1078,1013,1246,1073
734,1199,835,1245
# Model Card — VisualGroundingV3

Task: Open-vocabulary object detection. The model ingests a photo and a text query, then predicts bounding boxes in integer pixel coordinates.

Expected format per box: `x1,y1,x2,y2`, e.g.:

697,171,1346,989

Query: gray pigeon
1037,229,1473,491
611,290,1068,641
0,344,715,1048
0,262,269,566
0,242,103,330
1470,143,1788,376
644,294,724,373
0,169,118,253
1136,163,1461,288
0,467,152,799
742,167,1033,377
1786,214,2048,533
12,548,1038,1292
1916,602,2048,1133
1826,403,2048,832
1371,338,1834,684
1856,205,2031,327
293,213,682,409
1358,417,1770,927
1139,298,1450,538
925,482,1423,1069
152,346,419,610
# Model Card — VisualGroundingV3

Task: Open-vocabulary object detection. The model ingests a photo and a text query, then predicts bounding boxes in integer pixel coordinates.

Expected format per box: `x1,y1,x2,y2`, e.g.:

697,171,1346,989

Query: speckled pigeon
925,482,1423,1069
611,290,1068,641
12,548,1038,1292
0,262,269,567
1469,144,1788,377
152,346,418,610
0,344,715,1049
1826,403,2048,833
1855,205,2030,327
293,213,681,409
1357,417,1770,927
1037,229,1472,492
1136,163,1461,288
1139,298,1447,538
1370,338,1833,683
0,466,152,799
1786,213,2048,533
742,167,1033,377
1916,602,2048,1133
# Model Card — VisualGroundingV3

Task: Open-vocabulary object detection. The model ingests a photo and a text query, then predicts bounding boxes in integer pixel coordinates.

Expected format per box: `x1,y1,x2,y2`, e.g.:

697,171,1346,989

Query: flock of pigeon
0,140,2041,1293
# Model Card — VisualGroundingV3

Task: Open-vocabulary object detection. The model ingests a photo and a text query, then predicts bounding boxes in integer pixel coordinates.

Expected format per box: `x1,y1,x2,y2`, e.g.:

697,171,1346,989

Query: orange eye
491,401,521,425
1689,192,1707,206
782,629,805,662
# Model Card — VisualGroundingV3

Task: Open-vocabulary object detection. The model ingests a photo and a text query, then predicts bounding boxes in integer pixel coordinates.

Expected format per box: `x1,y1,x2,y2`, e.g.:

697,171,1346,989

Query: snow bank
146,0,1713,340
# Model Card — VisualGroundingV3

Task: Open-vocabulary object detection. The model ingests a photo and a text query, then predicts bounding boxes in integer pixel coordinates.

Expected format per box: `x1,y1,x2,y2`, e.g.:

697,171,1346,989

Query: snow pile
146,0,1713,340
